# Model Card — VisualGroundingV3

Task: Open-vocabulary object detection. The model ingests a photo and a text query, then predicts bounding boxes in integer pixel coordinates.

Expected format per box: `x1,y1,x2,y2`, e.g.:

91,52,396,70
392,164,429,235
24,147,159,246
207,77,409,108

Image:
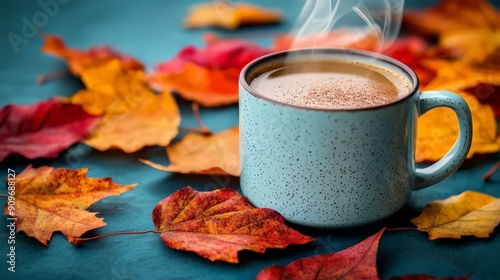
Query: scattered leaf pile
1,0,500,278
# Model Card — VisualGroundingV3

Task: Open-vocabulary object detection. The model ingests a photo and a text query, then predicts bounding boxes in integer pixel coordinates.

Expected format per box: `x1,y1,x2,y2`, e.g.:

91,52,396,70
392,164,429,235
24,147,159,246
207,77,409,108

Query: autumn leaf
148,34,270,107
256,228,384,280
140,127,240,176
438,28,500,64
155,33,270,73
41,34,143,76
422,59,500,91
0,97,100,162
70,59,180,152
152,187,314,263
416,91,500,162
403,0,500,37
3,165,136,245
465,84,500,117
272,29,380,52
381,37,436,87
388,273,472,280
184,1,282,30
411,191,500,240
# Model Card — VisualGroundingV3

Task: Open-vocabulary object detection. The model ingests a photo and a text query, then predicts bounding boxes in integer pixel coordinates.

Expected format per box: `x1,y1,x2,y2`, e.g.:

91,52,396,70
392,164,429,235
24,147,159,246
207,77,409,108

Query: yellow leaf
184,2,282,30
140,127,240,176
416,91,500,162
412,191,500,239
70,59,181,152
439,28,500,64
422,59,500,91
3,165,136,246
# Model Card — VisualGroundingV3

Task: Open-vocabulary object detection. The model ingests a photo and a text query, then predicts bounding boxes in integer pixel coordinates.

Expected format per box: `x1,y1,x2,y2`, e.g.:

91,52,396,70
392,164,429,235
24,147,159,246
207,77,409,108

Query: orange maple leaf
148,63,240,107
70,60,181,152
412,191,500,239
41,34,143,76
184,1,282,30
152,187,314,263
3,165,136,246
140,127,240,176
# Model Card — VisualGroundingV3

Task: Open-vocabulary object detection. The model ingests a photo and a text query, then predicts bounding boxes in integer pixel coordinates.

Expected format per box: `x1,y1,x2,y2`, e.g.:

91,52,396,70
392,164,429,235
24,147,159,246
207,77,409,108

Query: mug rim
239,48,420,112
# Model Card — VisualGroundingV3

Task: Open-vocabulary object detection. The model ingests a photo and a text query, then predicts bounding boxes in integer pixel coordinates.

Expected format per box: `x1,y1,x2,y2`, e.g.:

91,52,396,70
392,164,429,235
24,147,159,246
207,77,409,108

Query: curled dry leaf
272,29,380,52
0,97,100,162
412,191,500,240
184,1,282,30
3,165,136,245
141,127,240,176
41,34,143,76
148,34,270,107
70,60,180,152
152,187,314,263
416,91,500,162
403,0,500,36
256,228,384,280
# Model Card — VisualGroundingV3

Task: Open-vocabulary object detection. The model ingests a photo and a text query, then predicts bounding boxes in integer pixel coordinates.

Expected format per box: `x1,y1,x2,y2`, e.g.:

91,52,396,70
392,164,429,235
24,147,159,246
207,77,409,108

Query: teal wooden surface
1,0,499,279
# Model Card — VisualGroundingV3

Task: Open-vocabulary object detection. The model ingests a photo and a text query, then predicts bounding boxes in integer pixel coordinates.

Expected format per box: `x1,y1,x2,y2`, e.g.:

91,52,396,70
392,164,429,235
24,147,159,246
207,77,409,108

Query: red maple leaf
152,186,315,263
155,33,271,73
0,97,100,162
256,228,384,280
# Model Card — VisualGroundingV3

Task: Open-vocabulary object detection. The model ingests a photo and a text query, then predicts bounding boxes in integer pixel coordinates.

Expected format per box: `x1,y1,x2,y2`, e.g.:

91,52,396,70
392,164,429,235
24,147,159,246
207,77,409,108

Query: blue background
1,0,500,279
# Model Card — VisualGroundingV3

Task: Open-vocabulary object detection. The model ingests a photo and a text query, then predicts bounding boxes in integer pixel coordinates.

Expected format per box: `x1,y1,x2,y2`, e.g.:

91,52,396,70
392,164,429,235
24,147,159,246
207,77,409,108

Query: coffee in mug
250,60,410,110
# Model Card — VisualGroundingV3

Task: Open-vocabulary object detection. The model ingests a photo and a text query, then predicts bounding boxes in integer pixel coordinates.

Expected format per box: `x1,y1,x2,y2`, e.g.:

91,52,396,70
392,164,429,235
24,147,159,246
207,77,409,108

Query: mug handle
413,90,473,190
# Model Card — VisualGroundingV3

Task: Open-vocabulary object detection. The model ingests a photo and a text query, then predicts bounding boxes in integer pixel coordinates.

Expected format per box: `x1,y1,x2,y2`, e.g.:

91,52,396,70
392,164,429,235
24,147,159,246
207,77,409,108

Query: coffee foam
250,60,411,110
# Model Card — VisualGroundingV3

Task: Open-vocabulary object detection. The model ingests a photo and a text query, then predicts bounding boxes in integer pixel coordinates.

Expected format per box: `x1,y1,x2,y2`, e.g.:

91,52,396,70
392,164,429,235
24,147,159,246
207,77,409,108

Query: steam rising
291,0,404,51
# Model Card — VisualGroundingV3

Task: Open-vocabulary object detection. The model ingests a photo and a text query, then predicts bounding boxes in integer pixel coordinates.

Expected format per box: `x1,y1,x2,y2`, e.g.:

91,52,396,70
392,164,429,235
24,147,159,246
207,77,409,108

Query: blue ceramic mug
239,48,473,228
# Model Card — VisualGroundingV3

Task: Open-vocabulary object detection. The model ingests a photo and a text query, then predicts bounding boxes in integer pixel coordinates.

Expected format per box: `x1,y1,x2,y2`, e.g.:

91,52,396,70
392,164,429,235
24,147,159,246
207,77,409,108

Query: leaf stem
76,229,160,242
179,126,212,135
177,103,212,135
36,68,70,84
385,227,418,231
483,160,500,181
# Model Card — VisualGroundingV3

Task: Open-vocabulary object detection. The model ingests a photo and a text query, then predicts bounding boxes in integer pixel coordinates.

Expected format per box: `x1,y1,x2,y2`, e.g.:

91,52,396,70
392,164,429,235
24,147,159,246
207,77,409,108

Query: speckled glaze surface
239,49,473,228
